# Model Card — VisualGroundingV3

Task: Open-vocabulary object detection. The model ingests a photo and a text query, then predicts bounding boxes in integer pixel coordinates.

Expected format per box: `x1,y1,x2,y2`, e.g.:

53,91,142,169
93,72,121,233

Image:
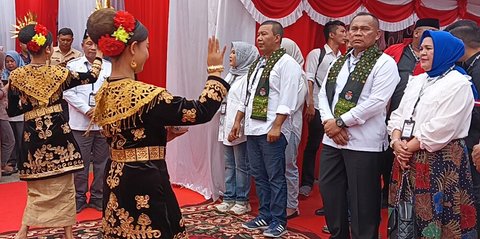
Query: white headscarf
229,41,259,76
281,38,304,68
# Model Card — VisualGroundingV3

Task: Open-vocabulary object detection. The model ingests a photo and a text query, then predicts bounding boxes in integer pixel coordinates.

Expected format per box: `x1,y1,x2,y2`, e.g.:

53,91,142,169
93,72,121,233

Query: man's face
256,24,280,56
58,34,73,52
412,26,438,49
82,37,97,60
332,25,348,45
348,15,380,52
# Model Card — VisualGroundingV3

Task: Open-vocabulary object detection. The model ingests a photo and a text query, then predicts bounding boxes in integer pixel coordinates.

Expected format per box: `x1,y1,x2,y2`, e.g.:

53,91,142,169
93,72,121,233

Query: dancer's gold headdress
11,11,37,38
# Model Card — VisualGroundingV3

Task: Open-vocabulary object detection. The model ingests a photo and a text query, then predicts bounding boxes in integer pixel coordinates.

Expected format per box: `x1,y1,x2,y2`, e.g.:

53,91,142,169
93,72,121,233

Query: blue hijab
420,30,478,99
420,30,466,77
3,51,26,81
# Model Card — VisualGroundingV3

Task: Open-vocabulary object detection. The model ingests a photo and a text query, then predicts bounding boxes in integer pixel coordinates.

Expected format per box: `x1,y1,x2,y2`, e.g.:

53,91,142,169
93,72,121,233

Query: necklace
408,44,420,62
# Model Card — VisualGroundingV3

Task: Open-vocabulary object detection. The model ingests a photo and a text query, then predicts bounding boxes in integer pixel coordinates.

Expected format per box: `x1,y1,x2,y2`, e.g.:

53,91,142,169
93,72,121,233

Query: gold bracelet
207,65,224,73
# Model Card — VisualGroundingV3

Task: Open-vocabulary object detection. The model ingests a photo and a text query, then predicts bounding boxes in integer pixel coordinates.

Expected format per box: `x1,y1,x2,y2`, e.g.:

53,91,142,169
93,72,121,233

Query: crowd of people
1,6,480,239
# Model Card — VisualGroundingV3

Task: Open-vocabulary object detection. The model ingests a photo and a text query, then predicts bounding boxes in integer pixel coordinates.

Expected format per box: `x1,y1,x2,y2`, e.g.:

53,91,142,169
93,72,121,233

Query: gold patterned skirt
22,173,76,227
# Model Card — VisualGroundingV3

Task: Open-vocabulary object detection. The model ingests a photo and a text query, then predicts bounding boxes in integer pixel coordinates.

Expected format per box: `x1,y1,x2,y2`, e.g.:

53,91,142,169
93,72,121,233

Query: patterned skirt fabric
102,159,187,239
389,139,477,238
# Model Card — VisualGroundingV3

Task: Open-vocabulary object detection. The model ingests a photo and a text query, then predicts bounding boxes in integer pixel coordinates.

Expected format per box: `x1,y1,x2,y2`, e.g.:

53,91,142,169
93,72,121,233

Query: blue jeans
223,142,250,202
247,134,287,226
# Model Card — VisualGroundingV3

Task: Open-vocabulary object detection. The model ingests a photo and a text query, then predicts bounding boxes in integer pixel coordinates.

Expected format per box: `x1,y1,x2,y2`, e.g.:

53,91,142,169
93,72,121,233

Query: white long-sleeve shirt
387,70,473,152
64,56,111,131
218,73,247,146
238,54,301,142
319,52,400,152
288,71,308,140
305,44,342,109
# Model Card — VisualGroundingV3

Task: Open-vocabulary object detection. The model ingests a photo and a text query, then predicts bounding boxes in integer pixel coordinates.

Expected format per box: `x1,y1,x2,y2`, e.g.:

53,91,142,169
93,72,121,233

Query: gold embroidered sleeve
64,58,103,90
147,76,229,126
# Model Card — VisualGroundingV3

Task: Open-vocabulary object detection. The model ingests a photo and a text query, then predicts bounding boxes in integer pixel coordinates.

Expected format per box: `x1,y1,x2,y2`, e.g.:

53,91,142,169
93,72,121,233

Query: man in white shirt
300,20,346,203
229,21,301,238
318,13,399,238
64,31,111,213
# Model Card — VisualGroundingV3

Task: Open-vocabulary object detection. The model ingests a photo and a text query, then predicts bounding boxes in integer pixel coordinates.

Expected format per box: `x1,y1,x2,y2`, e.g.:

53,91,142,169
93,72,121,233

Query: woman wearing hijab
388,30,477,237
3,51,26,175
280,38,307,219
215,42,258,215
0,51,15,178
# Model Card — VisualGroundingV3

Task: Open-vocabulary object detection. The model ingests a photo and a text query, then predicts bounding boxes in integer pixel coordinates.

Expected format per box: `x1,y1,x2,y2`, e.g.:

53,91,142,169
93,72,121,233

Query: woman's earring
130,60,137,71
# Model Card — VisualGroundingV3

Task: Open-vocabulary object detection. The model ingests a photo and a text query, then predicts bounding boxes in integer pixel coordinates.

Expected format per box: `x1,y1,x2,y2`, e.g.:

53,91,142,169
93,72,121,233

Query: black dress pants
319,145,381,239
300,109,324,187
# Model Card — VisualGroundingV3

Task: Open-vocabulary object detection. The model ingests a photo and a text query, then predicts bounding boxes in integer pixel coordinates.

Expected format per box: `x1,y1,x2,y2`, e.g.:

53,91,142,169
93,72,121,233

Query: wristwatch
335,117,347,128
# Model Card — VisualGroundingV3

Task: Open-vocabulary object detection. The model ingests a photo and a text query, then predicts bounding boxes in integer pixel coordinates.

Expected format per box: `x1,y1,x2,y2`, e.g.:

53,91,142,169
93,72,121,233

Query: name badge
401,119,415,140
89,93,96,107
220,102,227,115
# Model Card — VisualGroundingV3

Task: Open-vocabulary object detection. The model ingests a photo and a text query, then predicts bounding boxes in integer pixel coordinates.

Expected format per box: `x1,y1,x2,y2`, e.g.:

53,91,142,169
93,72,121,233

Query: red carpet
0,178,387,238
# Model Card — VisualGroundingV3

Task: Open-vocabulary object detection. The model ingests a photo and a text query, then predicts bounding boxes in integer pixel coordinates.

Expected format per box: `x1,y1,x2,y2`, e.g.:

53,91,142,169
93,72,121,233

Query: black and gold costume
7,63,101,180
94,76,228,239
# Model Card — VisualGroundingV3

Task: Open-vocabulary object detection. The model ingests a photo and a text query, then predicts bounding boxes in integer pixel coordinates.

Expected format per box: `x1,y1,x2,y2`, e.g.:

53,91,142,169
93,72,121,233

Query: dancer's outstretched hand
207,36,226,68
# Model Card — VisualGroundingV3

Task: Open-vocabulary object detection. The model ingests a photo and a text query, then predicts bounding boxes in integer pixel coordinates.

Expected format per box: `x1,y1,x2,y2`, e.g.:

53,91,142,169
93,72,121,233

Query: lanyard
408,44,420,62
467,54,480,73
410,66,454,119
244,58,266,106
346,54,359,74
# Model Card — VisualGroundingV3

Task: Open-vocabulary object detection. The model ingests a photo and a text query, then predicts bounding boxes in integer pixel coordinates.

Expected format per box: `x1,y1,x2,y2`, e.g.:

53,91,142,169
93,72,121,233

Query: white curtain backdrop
166,0,255,200
58,0,97,51
0,0,16,52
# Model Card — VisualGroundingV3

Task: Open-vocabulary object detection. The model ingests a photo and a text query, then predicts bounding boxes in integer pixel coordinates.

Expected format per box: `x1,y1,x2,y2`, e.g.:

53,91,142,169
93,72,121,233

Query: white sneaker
229,203,251,215
215,201,235,212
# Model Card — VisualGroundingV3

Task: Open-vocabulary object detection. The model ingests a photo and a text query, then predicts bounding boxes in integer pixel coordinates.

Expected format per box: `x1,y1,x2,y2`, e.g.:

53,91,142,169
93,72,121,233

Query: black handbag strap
395,170,413,205
314,47,327,88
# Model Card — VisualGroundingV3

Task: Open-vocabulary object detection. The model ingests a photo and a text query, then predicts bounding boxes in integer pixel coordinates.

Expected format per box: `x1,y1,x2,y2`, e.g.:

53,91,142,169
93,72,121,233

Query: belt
111,146,165,163
24,104,63,121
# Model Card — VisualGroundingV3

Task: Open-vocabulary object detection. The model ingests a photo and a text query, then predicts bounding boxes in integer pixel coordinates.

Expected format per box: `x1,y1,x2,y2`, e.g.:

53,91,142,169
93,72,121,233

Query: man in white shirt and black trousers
318,13,399,239
64,30,112,213
300,20,346,203
229,20,301,238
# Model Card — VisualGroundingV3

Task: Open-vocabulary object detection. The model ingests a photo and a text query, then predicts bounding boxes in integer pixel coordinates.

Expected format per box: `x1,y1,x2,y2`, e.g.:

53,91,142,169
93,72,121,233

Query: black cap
414,18,440,29
83,29,89,40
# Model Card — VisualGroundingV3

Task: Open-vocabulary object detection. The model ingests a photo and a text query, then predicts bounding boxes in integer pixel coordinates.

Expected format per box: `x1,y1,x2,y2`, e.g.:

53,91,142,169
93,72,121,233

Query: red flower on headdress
34,23,48,36
26,41,41,52
113,11,136,32
98,35,125,57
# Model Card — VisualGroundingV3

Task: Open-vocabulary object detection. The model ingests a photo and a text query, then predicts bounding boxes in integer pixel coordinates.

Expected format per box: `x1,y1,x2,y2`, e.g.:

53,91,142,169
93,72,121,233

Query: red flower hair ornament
97,11,136,57
26,23,48,53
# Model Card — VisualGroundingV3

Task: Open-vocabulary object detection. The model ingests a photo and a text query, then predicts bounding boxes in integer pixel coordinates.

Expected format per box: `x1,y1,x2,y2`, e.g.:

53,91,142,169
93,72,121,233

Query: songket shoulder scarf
325,45,383,117
246,48,286,121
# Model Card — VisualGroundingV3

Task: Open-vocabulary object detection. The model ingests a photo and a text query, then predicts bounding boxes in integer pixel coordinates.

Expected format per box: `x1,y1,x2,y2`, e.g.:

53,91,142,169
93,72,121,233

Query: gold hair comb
11,11,37,38
96,0,113,10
